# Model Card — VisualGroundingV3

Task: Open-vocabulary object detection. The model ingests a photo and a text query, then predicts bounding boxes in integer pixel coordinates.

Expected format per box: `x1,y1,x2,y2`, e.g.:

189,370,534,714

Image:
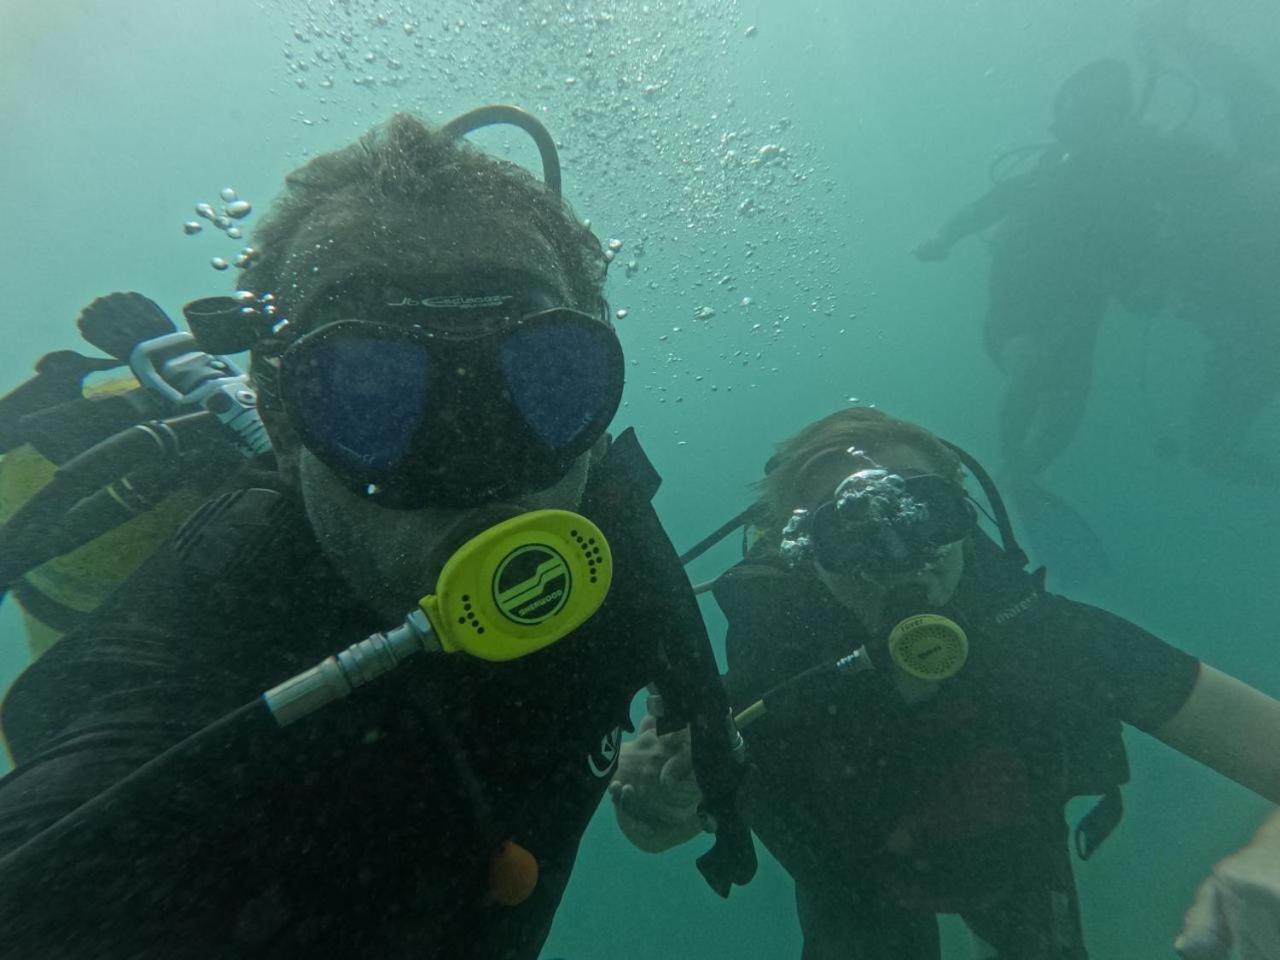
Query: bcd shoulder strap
588,427,758,897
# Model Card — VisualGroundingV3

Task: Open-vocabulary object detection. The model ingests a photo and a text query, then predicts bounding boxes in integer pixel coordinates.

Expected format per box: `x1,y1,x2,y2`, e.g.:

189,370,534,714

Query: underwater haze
2,0,1279,957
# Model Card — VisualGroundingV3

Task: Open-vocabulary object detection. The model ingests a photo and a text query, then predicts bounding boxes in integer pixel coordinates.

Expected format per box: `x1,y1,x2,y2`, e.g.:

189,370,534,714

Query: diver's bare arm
1153,663,1280,803
921,177,1028,256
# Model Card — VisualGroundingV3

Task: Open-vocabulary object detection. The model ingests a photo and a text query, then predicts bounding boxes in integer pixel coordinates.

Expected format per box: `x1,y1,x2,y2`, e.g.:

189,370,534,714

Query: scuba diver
913,56,1209,582
0,109,756,958
1133,0,1280,486
610,406,1280,960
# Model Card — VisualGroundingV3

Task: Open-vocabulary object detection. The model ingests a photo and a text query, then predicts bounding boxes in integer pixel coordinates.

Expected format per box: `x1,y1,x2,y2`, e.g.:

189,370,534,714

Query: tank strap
1074,787,1124,860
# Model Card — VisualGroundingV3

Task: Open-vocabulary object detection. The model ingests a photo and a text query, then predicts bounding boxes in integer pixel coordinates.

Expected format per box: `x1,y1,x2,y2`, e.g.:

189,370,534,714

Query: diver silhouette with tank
916,2,1280,582
1134,0,1280,488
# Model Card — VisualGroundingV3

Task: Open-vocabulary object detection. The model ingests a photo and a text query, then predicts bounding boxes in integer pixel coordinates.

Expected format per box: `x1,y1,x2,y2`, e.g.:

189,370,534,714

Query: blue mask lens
498,322,620,449
288,338,431,473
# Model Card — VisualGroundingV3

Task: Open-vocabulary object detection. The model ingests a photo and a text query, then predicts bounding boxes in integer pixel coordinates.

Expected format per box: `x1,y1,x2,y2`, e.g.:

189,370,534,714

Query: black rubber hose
441,104,562,196
0,699,270,918
678,507,753,566
0,413,221,588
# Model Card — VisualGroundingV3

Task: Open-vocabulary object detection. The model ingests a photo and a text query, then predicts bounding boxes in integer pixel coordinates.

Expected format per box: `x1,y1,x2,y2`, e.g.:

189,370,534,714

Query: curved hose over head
442,104,563,196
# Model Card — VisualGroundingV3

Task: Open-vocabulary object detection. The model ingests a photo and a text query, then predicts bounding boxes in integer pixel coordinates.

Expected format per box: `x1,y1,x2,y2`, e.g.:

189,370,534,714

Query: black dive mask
276,274,624,510
782,469,976,576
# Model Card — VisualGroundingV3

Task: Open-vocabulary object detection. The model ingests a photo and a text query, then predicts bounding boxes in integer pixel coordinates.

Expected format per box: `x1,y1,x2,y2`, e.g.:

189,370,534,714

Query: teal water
2,1,1278,956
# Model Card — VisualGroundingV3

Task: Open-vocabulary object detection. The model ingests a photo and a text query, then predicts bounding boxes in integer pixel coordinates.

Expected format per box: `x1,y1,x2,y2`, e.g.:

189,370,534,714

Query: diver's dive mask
268,273,624,510
781,467,975,576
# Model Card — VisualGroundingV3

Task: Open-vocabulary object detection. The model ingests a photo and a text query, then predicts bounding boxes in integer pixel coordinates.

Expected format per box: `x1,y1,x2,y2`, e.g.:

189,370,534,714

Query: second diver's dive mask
781,467,976,577
273,274,624,510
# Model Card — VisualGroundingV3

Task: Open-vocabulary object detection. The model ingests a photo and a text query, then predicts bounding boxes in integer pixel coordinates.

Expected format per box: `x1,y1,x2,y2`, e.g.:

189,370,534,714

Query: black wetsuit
0,430,709,959
717,533,1200,960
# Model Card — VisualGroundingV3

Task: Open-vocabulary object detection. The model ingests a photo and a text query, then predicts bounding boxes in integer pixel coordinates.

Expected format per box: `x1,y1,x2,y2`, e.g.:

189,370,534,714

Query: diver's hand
609,714,704,853
913,236,950,262
1176,814,1280,960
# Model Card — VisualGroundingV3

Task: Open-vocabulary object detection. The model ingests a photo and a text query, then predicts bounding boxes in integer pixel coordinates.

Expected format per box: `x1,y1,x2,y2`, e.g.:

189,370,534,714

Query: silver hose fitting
264,609,438,726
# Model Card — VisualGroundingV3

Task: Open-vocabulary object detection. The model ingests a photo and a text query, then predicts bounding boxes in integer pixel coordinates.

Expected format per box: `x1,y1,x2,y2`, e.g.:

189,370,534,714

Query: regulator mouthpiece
887,613,968,681
264,509,612,724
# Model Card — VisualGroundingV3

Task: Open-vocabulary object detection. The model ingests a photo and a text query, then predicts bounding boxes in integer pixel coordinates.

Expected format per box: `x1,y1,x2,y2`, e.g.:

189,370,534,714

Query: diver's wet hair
752,408,964,537
238,112,605,327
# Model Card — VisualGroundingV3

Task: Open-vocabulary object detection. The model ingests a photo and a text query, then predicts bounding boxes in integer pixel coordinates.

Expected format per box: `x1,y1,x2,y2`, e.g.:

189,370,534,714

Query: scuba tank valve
129,333,270,459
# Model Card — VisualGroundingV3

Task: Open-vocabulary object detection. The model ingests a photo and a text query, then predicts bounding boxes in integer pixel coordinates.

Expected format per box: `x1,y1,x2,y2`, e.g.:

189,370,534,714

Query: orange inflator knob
489,840,539,906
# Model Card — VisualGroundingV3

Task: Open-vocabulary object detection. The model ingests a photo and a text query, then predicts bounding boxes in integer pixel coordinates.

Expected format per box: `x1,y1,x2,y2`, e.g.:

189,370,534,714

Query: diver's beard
299,448,592,622
417,504,528,587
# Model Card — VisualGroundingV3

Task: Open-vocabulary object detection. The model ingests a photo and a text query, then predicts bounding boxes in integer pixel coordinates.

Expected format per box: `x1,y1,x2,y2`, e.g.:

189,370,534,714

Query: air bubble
211,257,230,271
183,221,203,236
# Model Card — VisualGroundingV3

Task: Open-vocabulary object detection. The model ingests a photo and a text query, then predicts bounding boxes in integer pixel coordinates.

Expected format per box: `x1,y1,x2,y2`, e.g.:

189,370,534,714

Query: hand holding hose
609,714,704,853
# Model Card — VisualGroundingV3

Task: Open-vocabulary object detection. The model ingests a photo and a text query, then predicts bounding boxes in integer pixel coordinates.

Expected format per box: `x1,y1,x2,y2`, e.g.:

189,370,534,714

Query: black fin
77,292,177,361
1006,476,1111,591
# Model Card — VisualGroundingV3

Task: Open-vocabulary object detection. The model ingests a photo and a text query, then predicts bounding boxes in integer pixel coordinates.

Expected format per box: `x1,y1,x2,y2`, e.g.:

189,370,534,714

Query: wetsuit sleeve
0,620,255,851
1028,596,1202,732
0,602,502,956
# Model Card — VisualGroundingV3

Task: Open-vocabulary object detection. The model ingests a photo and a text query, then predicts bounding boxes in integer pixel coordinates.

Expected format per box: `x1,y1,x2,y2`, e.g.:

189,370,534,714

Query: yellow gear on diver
0,375,206,661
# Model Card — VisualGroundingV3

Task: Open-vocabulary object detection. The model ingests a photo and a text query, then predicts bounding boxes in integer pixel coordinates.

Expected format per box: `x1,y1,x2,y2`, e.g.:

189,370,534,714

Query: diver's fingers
1218,863,1280,960
636,712,658,735
1176,875,1233,960
913,238,949,262
659,743,697,793
608,781,636,812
